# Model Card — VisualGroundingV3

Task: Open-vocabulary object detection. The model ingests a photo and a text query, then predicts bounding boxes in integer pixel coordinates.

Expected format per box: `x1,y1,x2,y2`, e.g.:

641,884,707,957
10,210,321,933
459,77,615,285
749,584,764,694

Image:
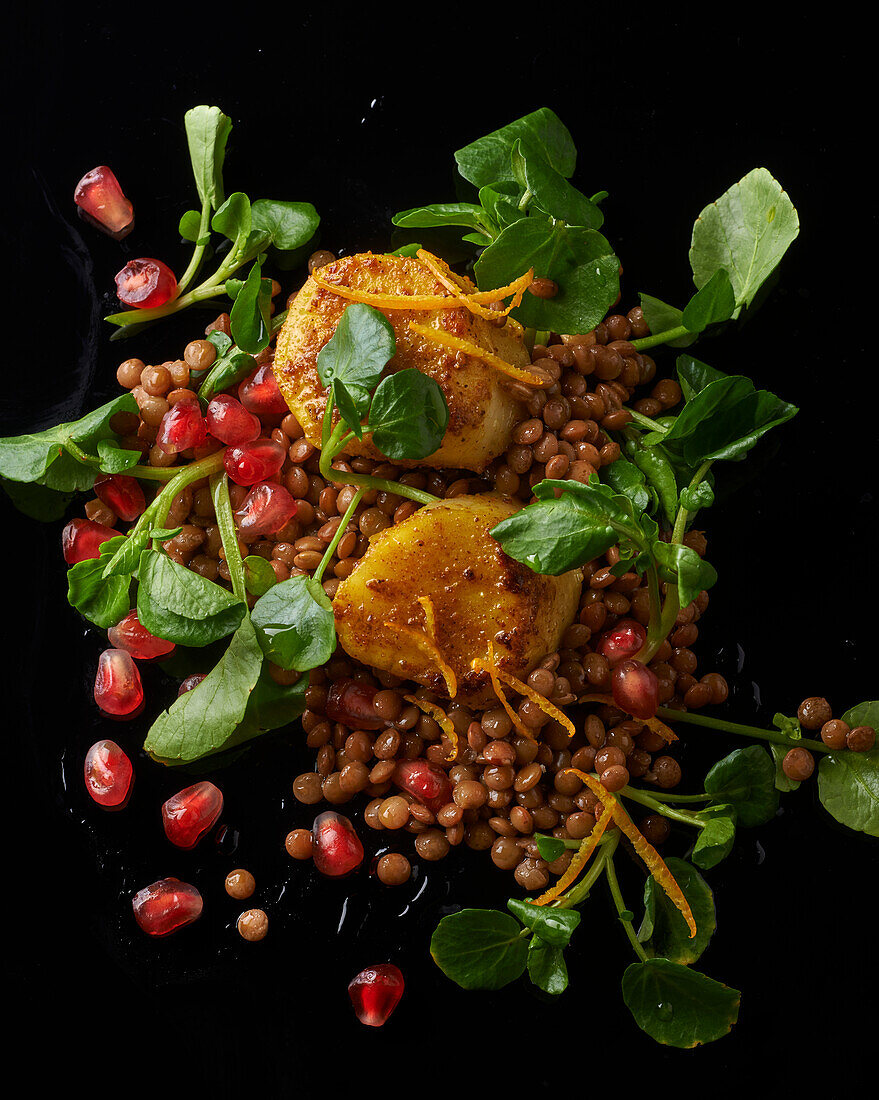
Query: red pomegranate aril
132,877,203,936
84,739,134,808
393,759,453,814
223,438,286,486
312,811,365,877
326,679,384,730
239,363,288,418
162,781,224,849
348,964,405,1027
206,394,261,446
233,482,298,537
62,517,119,564
612,659,659,720
108,610,175,661
156,401,209,454
74,166,134,238
178,673,207,695
115,257,178,309
94,648,144,717
94,474,146,522
598,618,648,666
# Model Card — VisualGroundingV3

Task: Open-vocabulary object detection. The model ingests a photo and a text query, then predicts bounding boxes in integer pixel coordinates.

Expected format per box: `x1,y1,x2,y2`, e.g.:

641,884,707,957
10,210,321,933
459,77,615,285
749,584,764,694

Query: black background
4,8,876,1096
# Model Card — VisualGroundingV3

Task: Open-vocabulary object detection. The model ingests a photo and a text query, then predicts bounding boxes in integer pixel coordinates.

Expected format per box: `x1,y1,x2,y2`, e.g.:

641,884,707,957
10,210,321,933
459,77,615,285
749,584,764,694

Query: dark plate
4,11,876,1094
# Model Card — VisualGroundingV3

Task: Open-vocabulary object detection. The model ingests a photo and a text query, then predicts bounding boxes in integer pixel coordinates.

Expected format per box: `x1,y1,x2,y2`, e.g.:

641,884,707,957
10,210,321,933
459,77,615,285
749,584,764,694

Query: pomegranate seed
115,257,178,309
94,474,146,522
108,610,175,661
206,394,261,446
132,878,203,936
62,517,119,564
611,659,660,720
83,739,134,808
74,166,134,239
312,811,364,877
238,363,288,418
223,438,286,486
598,618,647,666
94,648,144,717
156,401,208,454
393,759,453,814
233,482,298,537
162,781,224,849
178,673,207,696
325,679,385,730
348,964,404,1027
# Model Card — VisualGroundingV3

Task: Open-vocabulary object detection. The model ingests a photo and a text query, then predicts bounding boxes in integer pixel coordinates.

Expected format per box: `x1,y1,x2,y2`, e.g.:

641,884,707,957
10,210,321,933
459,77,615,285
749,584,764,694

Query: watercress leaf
474,218,619,334
178,209,203,242
461,232,491,246
67,536,131,628
184,105,232,212
243,554,278,597
622,959,740,1048
206,330,233,355
144,615,264,765
368,370,449,460
689,167,799,313
317,302,396,417
680,268,736,333
527,938,569,995
1,478,73,521
392,203,487,231
229,262,271,354
251,574,336,671
136,549,245,646
225,278,244,300
704,746,778,827
514,140,604,229
212,191,252,247
679,480,714,513
96,438,141,474
148,526,182,541
430,909,528,990
235,661,308,740
478,180,521,231
533,832,569,863
691,804,737,869
102,515,154,579
623,435,680,526
817,748,879,837
251,199,320,250
506,899,581,947
390,242,423,257
841,700,879,728
601,454,653,515
639,858,716,965
676,354,726,400
652,542,718,609
770,712,802,792
455,108,576,188
638,294,697,348
197,349,258,403
332,379,365,439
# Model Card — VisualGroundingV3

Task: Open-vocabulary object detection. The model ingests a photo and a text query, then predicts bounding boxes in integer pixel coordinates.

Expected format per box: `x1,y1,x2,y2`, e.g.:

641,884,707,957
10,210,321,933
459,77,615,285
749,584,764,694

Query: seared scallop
332,495,582,705
273,252,533,473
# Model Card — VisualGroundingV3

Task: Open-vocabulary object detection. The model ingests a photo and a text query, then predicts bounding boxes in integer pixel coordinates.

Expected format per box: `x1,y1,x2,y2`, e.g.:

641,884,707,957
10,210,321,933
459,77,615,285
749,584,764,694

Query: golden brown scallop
273,252,534,473
332,495,582,706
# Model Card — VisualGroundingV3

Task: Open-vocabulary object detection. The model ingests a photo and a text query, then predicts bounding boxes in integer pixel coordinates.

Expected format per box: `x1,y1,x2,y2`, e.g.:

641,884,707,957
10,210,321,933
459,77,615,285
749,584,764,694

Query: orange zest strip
533,804,614,906
416,596,458,698
471,641,535,741
415,249,531,321
408,322,552,387
403,695,458,760
494,668,576,740
567,769,697,939
382,620,457,699
577,694,678,744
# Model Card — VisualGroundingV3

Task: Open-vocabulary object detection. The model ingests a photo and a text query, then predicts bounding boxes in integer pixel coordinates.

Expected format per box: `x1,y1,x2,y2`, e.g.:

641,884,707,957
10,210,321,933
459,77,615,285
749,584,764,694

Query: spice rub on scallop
273,251,539,473
332,495,582,707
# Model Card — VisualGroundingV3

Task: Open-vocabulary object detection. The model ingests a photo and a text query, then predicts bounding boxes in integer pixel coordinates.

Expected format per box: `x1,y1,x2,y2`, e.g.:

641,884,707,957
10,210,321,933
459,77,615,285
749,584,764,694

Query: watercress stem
604,855,649,962
129,465,182,482
318,423,440,506
672,460,714,543
630,325,690,352
654,706,831,753
175,200,212,294
554,832,619,910
628,409,668,433
313,487,365,585
210,471,247,603
618,784,706,827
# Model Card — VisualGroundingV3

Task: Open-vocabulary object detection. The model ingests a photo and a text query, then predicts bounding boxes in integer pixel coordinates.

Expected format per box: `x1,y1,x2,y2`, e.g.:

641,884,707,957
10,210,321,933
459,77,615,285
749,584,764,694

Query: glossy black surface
5,11,875,1094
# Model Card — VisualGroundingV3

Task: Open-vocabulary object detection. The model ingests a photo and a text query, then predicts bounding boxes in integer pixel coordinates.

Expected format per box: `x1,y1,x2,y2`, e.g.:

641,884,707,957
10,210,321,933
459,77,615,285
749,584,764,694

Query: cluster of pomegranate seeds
84,740,134,808
233,482,298,537
393,759,453,814
612,659,660,720
178,673,207,696
325,680,385,730
115,257,178,309
312,811,364,877
108,610,175,660
132,878,204,936
223,438,286,486
348,964,405,1027
598,618,647,665
94,474,146,523
162,781,224,849
73,166,134,239
238,363,288,418
62,517,119,564
156,401,208,454
94,649,144,717
206,394,261,445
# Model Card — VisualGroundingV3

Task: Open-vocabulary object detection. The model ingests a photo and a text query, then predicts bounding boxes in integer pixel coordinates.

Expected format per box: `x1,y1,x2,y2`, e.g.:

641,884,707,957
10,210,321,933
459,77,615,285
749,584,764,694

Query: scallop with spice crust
273,252,535,473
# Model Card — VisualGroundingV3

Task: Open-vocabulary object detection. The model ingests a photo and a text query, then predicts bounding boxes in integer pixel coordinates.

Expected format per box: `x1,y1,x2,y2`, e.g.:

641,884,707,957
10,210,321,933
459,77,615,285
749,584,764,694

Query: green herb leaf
243,554,278,597
513,140,603,229
455,109,576,189
506,899,581,947
601,454,653,515
638,294,696,347
317,302,396,422
679,480,715,513
430,909,528,990
368,370,449,461
818,745,879,837
136,549,246,646
250,574,336,671
229,262,272,354
622,958,740,1048
251,199,320,250
184,105,233,212
770,712,803,792
1,478,73,521
527,937,569,995
178,209,203,242
231,661,307,746
197,348,258,403
623,434,680,526
95,438,141,474
148,526,183,541
704,746,778,827
680,268,736,333
211,191,252,246
391,203,488,232
691,804,737,870
689,167,799,313
66,535,132,628
638,858,715,965
652,542,718,608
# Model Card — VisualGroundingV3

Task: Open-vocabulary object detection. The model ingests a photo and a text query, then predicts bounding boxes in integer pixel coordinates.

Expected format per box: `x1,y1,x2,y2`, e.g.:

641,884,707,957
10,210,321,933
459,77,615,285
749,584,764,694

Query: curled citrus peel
533,803,614,906
408,322,552,387
493,668,576,739
415,248,531,321
403,695,459,760
578,693,678,744
471,640,535,741
563,768,696,938
383,599,458,701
